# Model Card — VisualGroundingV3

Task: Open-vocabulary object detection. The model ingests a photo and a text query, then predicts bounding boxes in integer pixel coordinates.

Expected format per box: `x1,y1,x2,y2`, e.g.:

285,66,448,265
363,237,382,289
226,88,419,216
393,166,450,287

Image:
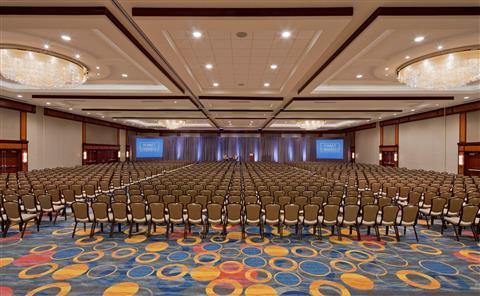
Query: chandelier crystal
298,120,326,130
397,46,480,90
0,45,88,89
160,119,186,130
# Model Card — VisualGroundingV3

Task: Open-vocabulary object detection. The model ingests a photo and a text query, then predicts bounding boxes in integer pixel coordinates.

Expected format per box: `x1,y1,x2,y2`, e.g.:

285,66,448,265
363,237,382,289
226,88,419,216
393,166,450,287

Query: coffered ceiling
0,0,479,132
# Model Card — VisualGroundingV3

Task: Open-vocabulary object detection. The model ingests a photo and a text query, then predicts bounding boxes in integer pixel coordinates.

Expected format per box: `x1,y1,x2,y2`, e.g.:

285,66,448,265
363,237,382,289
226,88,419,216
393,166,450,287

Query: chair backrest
163,195,176,204
327,196,341,206
431,197,447,212
113,194,127,203
3,201,21,220
381,205,399,223
244,195,257,205
467,197,480,206
187,203,202,221
459,205,478,224
130,195,144,203
21,194,37,211
111,202,128,221
284,204,300,221
4,195,19,202
146,195,160,204
130,202,147,220
168,203,183,221
303,204,320,221
229,195,241,204
260,195,273,207
245,204,261,222
63,189,75,203
323,204,340,222
343,205,359,222
97,194,111,204
362,204,379,222
344,196,357,206
178,195,191,206
37,194,53,210
72,202,90,221
150,202,165,220
378,197,392,208
447,198,463,214
226,203,242,221
265,203,280,221
195,195,208,208
401,205,419,224
92,202,109,221
408,191,421,205
294,196,308,208
207,203,222,221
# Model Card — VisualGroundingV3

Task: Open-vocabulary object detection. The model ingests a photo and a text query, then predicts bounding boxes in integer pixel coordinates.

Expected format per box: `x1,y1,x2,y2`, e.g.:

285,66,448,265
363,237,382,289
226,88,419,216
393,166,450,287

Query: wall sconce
83,151,87,160
117,151,121,158
126,151,130,158
458,154,464,166
394,153,398,162
22,151,28,164
379,153,383,161
351,152,355,159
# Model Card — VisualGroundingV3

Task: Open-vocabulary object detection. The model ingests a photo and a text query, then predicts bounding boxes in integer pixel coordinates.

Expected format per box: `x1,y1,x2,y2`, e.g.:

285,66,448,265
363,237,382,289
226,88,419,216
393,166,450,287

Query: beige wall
27,108,82,170
399,115,459,173
466,110,480,142
0,108,20,140
355,126,380,165
383,125,396,145
85,123,117,145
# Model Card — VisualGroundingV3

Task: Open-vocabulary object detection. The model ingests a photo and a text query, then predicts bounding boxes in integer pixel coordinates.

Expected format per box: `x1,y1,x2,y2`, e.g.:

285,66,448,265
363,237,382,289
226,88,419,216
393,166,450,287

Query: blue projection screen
136,138,164,158
316,139,344,160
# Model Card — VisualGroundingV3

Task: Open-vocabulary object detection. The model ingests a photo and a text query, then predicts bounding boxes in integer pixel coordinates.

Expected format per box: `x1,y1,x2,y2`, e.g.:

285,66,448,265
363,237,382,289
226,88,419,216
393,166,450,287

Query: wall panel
85,123,116,145
28,108,82,170
355,127,380,164
399,115,458,173
0,107,20,140
466,110,480,142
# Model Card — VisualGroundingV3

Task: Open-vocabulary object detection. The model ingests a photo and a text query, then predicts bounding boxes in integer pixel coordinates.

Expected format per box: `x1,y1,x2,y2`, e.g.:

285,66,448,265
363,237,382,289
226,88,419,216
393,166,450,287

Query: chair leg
471,225,479,242
374,225,381,241
184,223,187,239
367,226,370,235
318,224,322,240
441,219,446,234
331,225,335,236
166,222,170,239
279,222,283,239
355,224,361,241
128,223,133,238
146,222,152,238
337,225,342,241
2,221,10,238
385,226,389,236
35,217,40,232
118,223,121,233
21,221,28,238
413,226,419,242
452,225,460,241
241,223,245,240
394,225,400,241
83,223,86,232
109,222,115,238
53,211,59,224
72,222,77,238
90,222,96,238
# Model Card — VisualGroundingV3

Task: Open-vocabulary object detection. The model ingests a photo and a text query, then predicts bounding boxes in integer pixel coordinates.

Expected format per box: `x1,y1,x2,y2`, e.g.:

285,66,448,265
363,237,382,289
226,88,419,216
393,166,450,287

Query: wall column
458,112,467,174
20,111,28,171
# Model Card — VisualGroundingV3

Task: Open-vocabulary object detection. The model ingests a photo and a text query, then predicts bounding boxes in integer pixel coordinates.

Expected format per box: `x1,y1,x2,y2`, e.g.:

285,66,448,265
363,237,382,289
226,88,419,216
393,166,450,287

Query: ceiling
0,0,479,132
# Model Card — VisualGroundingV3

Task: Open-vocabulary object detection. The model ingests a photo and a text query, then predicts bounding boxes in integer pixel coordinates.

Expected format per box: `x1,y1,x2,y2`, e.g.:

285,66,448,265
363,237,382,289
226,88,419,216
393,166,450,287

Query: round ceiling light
397,46,480,90
236,32,248,38
0,45,88,89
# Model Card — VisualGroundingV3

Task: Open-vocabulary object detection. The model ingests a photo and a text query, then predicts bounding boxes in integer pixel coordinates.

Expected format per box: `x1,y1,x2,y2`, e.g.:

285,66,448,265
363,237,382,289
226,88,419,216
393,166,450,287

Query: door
464,152,480,176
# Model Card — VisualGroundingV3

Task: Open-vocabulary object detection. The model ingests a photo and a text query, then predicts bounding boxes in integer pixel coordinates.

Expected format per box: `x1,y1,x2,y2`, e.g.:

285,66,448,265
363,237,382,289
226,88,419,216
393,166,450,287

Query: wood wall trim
380,100,479,127
32,95,191,100
20,111,27,141
0,97,36,113
199,96,284,101
132,7,354,17
0,6,185,93
343,122,377,133
291,96,455,101
45,108,131,130
82,122,86,144
298,6,480,93
459,112,467,142
394,124,399,146
380,126,384,146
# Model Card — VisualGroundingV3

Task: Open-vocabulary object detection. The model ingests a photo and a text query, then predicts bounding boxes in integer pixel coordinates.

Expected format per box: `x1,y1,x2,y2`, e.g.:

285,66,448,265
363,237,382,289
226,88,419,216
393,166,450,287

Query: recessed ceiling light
87,112,91,115
263,82,270,87
393,113,397,116
281,31,291,39
464,96,470,99
385,67,389,71
96,73,100,76
43,44,49,49
16,94,23,98
205,64,213,70
192,31,202,39
270,64,278,70
411,109,415,112
435,104,439,106
405,56,410,59
68,107,73,111
101,116,105,118
96,66,100,70
414,36,425,43
356,74,363,79
213,82,219,87
61,35,71,41
46,102,51,105
121,73,128,78
74,54,80,59
378,117,382,119
173,101,177,104
437,45,443,50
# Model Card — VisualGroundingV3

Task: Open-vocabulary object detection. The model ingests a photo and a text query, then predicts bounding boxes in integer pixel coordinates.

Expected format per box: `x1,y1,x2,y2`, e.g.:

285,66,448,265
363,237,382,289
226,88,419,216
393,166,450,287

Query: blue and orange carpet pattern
0,220,479,295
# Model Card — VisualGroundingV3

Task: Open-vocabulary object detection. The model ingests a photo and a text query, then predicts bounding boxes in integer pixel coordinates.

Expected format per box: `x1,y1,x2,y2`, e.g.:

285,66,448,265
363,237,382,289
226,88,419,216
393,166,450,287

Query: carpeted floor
0,217,479,296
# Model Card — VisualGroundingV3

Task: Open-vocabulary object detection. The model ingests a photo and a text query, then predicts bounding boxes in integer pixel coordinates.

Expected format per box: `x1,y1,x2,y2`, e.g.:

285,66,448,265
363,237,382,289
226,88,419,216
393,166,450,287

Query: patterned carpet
0,218,479,296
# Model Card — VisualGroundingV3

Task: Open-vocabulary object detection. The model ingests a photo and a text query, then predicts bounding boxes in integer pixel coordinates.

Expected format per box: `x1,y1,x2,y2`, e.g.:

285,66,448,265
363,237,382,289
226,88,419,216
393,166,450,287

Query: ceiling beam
291,96,455,101
0,96,36,113
199,96,283,101
31,95,191,100
132,7,354,17
280,109,403,113
81,108,200,112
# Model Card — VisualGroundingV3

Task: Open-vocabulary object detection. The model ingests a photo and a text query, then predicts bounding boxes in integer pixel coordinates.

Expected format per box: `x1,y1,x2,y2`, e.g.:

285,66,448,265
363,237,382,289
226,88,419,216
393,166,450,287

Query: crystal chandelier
298,120,326,130
160,119,186,130
0,45,88,89
397,46,480,90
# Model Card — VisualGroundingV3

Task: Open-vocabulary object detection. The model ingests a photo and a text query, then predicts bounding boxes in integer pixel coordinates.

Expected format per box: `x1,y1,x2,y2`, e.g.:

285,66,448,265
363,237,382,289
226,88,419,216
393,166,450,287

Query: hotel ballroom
1,1,480,295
